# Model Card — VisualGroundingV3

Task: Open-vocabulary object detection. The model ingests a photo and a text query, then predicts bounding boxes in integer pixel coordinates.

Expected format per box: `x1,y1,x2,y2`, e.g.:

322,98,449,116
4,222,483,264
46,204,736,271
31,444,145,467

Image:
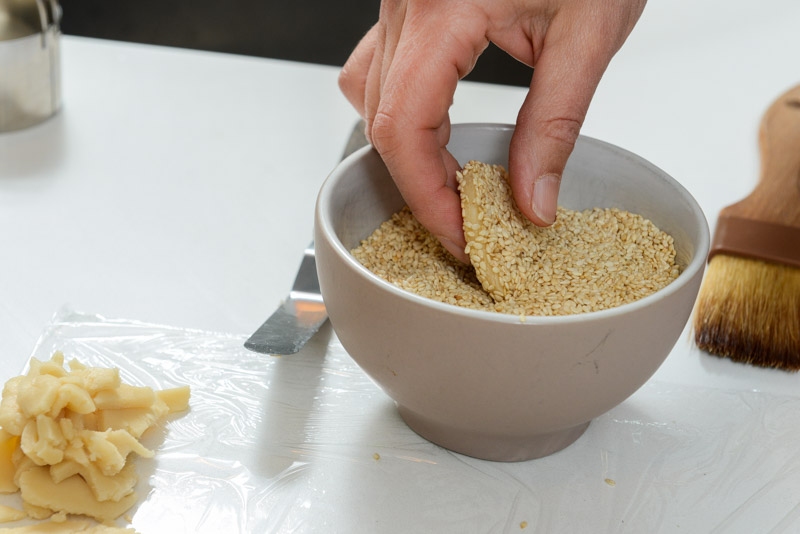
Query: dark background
59,0,532,87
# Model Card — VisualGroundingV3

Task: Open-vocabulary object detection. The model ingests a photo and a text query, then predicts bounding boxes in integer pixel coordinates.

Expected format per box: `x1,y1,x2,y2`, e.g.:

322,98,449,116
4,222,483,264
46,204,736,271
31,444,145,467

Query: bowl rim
316,123,711,326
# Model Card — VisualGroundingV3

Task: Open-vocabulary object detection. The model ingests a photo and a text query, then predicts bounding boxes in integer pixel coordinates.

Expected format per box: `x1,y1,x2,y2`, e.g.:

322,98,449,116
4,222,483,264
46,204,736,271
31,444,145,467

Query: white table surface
1,0,800,530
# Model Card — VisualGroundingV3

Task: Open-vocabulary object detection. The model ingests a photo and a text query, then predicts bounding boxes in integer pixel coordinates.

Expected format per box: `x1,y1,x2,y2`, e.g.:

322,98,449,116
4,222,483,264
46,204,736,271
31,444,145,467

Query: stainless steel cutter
244,120,368,354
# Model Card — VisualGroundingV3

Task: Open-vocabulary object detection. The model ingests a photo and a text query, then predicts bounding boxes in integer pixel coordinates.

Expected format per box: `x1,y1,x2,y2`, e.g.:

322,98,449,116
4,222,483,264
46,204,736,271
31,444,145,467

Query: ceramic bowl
314,123,709,461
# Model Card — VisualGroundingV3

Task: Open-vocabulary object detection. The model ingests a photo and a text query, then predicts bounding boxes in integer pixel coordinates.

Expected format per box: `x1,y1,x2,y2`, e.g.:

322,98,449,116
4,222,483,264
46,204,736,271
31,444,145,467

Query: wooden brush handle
710,84,800,267
723,84,800,223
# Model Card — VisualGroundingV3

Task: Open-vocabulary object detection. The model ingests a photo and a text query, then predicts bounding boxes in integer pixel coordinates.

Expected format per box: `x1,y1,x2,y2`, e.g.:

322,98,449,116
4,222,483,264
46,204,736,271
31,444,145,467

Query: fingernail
531,174,561,225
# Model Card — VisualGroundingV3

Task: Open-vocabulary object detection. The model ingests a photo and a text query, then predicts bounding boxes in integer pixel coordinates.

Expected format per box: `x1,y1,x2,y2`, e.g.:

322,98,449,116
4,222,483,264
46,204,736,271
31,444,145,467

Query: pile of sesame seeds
350,161,681,317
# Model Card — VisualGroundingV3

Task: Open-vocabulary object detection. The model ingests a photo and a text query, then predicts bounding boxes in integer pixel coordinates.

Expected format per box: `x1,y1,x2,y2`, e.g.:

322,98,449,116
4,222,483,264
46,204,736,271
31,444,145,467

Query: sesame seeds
352,207,496,310
350,161,681,317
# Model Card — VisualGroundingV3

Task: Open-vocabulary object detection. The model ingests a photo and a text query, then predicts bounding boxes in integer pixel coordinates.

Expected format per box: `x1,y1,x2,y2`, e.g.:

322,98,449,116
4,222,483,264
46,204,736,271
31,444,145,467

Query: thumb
508,36,610,227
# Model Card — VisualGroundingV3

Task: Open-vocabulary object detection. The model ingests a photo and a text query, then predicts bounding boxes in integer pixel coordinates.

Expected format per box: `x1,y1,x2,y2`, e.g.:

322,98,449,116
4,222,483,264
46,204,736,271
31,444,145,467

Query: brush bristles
693,254,800,370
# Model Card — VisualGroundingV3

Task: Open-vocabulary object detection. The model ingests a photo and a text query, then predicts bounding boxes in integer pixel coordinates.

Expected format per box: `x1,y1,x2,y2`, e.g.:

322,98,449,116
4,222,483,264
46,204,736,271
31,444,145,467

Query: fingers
508,2,645,227
338,17,468,261
362,9,487,262
338,25,380,118
371,60,468,261
508,38,604,226
372,12,488,263
338,3,490,262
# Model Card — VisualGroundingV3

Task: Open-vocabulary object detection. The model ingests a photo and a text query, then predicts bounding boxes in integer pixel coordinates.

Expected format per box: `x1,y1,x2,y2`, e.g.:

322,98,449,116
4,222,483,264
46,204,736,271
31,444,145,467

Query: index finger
369,13,487,261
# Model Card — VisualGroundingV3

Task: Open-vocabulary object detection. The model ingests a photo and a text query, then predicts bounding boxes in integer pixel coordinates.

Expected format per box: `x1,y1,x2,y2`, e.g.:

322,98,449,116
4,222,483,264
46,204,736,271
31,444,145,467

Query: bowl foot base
397,405,590,462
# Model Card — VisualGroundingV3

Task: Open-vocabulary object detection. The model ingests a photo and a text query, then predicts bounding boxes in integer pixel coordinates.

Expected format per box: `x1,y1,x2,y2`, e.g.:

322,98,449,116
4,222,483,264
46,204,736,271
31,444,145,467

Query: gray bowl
315,123,709,461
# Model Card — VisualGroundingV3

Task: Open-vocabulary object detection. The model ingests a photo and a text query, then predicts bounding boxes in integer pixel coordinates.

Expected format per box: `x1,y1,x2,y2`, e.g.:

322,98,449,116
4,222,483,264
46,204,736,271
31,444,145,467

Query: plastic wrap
2,307,800,533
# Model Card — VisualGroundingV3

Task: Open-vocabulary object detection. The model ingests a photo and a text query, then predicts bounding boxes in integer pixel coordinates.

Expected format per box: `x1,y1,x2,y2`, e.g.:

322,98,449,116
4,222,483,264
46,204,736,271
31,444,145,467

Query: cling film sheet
2,307,800,533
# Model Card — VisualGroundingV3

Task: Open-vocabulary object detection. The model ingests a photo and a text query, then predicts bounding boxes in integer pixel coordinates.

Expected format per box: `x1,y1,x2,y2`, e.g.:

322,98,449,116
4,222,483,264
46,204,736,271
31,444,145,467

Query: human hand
339,0,646,263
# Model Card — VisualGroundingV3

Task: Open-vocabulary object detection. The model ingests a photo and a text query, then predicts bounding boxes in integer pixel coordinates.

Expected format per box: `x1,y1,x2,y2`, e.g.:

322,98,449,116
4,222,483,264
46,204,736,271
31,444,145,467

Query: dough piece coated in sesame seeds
456,161,681,314
457,161,538,302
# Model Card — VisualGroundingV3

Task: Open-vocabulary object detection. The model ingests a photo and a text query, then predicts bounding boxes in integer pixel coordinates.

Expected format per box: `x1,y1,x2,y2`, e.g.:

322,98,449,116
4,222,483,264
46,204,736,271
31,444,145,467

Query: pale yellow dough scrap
0,505,25,523
0,353,190,526
21,499,53,520
19,463,138,523
156,386,191,413
97,405,167,439
93,385,156,411
16,375,61,419
64,365,121,395
0,518,137,533
0,431,19,493
0,377,27,436
49,460,139,503
50,383,97,416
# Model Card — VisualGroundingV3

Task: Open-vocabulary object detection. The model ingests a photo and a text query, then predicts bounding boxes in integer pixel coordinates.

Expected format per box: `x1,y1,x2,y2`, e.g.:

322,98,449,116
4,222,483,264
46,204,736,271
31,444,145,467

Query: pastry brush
693,84,800,370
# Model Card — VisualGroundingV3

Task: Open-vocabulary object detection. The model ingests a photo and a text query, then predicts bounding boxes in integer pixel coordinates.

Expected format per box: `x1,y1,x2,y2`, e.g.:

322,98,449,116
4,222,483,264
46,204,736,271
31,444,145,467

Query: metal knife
244,120,368,354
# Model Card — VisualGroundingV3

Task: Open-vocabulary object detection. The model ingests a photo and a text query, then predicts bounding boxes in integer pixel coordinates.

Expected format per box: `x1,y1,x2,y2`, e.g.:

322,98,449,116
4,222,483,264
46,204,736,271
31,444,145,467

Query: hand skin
339,0,646,263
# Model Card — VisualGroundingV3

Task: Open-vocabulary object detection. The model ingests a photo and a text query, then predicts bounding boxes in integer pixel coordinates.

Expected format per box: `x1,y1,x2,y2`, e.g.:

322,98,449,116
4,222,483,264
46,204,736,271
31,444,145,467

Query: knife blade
244,120,368,354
